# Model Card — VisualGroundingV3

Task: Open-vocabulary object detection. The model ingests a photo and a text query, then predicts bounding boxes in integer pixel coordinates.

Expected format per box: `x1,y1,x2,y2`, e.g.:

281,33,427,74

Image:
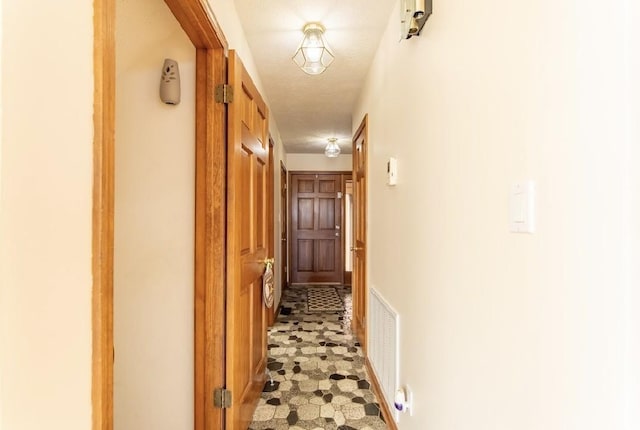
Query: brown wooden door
352,117,368,350
280,162,288,291
226,50,270,430
290,173,343,284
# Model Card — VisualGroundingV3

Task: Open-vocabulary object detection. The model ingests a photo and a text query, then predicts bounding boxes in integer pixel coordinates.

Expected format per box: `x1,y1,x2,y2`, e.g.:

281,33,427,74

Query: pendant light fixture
292,23,335,75
324,138,341,158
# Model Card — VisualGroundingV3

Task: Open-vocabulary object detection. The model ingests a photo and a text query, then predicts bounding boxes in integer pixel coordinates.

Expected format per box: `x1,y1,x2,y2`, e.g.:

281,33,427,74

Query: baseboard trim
365,357,398,430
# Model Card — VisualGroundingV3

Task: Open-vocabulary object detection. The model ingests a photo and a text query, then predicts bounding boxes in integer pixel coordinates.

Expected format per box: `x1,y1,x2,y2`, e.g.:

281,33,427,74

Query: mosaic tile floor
249,285,388,430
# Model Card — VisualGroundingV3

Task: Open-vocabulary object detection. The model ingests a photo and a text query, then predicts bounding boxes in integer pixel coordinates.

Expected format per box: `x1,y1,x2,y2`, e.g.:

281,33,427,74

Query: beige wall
354,0,639,429
625,5,640,427
0,1,94,429
286,153,352,172
114,1,195,429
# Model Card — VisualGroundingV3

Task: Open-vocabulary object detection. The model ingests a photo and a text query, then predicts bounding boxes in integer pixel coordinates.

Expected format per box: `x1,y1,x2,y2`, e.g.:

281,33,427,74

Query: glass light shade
324,138,341,158
292,23,335,75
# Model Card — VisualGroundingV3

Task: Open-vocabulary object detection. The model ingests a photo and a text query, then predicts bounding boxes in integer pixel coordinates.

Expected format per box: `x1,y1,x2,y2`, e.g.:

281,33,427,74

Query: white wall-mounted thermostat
510,181,535,233
387,157,398,186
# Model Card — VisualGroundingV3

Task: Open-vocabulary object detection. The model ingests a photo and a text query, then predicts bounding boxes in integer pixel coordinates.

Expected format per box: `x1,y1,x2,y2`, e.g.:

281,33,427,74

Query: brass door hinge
215,84,234,104
214,388,232,408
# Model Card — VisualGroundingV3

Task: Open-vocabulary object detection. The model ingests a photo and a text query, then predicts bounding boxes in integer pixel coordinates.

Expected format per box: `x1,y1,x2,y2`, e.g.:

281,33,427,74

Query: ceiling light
324,138,341,158
292,23,335,75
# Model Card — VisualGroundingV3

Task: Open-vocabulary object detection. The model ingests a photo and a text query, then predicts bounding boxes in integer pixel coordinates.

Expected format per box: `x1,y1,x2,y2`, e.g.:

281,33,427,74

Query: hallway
249,286,387,430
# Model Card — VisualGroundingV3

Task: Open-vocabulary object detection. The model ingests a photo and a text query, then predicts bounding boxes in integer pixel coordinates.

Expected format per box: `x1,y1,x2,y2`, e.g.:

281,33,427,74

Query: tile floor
249,285,388,430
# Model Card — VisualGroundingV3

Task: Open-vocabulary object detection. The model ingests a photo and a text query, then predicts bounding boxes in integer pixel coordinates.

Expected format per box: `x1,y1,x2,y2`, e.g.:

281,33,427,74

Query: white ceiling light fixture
324,138,341,158
292,23,335,75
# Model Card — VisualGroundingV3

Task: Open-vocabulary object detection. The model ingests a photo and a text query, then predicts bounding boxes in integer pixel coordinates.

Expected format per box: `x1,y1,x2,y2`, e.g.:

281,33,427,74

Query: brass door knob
350,247,363,251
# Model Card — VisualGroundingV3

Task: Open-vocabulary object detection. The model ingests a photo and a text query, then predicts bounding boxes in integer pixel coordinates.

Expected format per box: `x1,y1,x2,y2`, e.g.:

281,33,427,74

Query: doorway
280,162,288,291
289,171,351,285
113,1,196,428
344,178,354,286
92,1,228,429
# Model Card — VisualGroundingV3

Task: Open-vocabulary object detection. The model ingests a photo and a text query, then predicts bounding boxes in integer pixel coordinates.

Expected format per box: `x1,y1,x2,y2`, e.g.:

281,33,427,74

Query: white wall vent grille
368,286,399,422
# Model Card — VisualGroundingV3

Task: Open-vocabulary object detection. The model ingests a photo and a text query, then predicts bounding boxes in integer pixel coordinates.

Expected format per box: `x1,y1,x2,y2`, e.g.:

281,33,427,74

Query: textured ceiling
233,0,397,154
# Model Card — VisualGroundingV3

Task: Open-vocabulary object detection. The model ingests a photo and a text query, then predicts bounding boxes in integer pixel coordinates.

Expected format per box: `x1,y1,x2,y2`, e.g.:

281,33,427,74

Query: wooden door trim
193,47,227,430
92,0,115,428
341,174,353,286
92,1,227,429
352,114,368,351
163,0,228,51
267,137,276,326
280,161,288,294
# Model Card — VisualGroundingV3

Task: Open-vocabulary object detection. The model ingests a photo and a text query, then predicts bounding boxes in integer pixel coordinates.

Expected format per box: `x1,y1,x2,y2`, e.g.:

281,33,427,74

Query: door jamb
92,1,115,428
92,1,228,429
352,115,368,350
267,137,276,326
280,161,288,293
341,174,353,286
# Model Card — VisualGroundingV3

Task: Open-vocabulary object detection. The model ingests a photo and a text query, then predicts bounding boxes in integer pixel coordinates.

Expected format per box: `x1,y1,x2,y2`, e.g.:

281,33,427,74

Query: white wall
625,4,640,428
354,0,639,429
286,153,352,172
114,1,195,429
0,1,94,429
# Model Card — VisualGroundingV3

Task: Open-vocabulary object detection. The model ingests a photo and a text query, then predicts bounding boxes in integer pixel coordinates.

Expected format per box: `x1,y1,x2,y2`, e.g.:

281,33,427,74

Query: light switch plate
387,157,398,186
510,181,535,233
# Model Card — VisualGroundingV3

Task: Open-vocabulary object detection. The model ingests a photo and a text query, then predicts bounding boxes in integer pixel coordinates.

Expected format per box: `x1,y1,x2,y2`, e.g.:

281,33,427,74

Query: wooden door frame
280,161,288,293
341,174,353,286
267,137,276,326
92,1,228,429
352,115,368,350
